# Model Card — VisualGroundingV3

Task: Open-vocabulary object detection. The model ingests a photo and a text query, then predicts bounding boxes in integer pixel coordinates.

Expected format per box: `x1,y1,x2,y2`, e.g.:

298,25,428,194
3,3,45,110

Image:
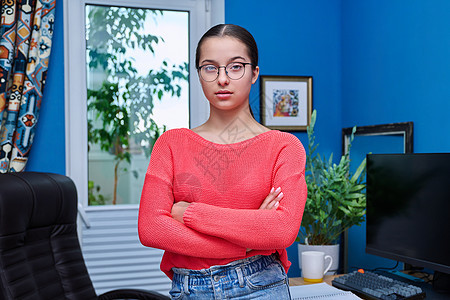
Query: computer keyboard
331,271,426,300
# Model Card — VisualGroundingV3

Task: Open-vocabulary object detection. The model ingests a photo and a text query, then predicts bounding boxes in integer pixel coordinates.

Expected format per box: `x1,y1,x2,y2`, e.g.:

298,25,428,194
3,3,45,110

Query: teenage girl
138,24,307,299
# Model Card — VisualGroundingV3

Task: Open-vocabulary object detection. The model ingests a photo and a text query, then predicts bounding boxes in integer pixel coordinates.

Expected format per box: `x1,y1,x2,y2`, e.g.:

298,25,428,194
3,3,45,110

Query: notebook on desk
289,282,361,300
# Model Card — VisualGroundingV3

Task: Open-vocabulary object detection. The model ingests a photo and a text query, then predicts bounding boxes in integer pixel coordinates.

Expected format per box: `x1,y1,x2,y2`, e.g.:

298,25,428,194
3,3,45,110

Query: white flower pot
298,243,340,275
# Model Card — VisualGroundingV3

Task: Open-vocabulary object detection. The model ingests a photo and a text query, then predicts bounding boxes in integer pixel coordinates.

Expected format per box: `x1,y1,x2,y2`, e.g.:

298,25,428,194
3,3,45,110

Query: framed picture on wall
260,75,312,131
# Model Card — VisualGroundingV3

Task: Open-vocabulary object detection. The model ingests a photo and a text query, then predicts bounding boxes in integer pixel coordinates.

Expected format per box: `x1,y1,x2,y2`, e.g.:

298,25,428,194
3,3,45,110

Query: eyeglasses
198,62,254,82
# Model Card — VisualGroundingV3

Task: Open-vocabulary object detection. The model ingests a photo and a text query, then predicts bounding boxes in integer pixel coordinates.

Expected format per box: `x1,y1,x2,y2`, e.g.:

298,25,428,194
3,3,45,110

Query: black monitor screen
366,153,450,274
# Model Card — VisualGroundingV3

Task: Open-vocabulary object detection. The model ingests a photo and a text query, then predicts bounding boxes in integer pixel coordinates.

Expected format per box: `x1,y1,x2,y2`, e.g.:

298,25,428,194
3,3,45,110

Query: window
85,6,189,206
65,0,220,209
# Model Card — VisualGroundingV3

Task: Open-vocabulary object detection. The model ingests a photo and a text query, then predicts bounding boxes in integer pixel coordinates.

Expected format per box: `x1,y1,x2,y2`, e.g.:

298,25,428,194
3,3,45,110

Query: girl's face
198,36,259,112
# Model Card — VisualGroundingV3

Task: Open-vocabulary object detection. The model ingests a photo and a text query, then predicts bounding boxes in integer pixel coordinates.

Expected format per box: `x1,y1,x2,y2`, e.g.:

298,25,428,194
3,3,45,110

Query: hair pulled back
195,24,258,69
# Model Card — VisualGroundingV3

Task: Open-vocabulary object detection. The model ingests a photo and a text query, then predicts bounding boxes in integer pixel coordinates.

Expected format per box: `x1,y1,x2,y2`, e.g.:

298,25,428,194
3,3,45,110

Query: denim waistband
172,254,278,278
171,254,283,296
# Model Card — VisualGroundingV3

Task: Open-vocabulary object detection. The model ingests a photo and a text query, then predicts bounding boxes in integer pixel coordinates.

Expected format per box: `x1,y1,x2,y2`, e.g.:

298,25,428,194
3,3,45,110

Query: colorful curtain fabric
0,0,56,173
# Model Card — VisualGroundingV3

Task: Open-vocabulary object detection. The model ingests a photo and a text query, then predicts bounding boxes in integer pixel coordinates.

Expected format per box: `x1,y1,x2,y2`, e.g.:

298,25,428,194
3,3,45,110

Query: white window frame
64,0,223,215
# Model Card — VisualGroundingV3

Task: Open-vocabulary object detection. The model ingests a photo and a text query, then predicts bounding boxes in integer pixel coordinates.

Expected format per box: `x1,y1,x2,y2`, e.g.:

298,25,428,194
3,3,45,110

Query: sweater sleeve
182,137,307,250
138,132,247,258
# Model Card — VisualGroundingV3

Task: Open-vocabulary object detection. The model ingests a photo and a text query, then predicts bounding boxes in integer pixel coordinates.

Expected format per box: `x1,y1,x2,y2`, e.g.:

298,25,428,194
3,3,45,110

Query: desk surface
289,275,338,286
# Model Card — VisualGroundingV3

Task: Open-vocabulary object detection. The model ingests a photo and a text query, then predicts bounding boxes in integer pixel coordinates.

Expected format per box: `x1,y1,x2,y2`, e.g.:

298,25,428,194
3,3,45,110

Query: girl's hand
259,187,284,210
171,201,191,224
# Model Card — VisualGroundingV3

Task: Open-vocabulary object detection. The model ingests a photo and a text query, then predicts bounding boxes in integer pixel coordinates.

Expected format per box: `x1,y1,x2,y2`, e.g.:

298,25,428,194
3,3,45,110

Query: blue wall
26,0,65,174
342,0,450,153
27,0,450,278
342,0,450,273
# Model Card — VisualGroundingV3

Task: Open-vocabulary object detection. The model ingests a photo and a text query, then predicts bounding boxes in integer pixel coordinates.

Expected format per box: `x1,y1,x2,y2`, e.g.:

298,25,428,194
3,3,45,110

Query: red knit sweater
138,128,307,279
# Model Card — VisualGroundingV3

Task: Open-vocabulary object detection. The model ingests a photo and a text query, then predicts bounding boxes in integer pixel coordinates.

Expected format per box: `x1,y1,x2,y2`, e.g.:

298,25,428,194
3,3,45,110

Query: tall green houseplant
299,110,367,245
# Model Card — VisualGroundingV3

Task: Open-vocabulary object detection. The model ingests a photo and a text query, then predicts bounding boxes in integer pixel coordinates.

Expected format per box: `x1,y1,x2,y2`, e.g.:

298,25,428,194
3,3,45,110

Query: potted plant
298,110,366,274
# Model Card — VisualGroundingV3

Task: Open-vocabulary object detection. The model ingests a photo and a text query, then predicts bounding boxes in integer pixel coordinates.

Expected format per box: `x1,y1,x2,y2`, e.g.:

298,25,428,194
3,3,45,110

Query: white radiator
81,208,171,296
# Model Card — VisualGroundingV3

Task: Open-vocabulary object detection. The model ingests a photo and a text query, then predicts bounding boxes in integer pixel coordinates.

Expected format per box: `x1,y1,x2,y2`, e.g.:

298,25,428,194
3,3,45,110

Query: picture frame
260,75,312,131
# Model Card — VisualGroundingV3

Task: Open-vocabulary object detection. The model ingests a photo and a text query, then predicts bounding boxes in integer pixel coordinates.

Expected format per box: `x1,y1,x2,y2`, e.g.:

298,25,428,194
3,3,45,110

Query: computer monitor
366,153,450,275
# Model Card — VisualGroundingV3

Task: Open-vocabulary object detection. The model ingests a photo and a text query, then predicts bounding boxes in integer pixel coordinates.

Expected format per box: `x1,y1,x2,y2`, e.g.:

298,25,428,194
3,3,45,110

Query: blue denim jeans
170,255,291,299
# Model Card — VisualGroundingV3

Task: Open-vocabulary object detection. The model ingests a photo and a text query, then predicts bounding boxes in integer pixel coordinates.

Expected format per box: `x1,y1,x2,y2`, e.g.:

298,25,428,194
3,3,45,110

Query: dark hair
195,24,258,69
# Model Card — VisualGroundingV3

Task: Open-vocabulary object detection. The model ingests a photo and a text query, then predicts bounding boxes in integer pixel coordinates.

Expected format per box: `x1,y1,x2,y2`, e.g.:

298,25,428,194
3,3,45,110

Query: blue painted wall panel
342,0,450,153
26,0,65,175
342,0,450,271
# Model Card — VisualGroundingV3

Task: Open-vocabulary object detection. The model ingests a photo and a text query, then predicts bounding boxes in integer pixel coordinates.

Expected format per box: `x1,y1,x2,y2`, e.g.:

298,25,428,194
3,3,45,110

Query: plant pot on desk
298,244,340,275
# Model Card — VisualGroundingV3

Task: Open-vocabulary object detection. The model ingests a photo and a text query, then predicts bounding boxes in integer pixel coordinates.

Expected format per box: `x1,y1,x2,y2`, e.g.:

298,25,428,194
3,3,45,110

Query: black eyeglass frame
197,62,254,82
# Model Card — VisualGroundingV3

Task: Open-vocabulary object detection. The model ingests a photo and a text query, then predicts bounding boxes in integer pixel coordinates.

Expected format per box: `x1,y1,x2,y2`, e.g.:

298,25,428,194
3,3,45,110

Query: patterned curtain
0,0,56,173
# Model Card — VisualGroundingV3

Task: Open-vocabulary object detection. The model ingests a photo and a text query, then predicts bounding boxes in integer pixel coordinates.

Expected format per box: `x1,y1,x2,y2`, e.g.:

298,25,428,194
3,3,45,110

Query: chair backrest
0,172,98,300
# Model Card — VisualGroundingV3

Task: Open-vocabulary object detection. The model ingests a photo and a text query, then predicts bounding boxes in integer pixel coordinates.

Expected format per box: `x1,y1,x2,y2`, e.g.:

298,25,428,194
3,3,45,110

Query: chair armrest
98,288,170,300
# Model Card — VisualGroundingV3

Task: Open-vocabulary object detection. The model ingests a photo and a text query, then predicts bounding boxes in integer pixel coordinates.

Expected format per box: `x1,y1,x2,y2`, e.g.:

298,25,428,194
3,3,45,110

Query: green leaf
346,193,365,199
351,157,367,183
349,184,366,192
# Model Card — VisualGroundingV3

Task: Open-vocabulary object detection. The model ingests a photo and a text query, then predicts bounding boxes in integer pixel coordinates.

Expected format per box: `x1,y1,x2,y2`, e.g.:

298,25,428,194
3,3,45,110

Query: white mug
301,251,333,283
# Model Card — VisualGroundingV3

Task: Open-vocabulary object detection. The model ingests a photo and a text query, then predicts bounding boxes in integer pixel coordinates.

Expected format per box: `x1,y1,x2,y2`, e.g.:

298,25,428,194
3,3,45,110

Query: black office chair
0,172,169,300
